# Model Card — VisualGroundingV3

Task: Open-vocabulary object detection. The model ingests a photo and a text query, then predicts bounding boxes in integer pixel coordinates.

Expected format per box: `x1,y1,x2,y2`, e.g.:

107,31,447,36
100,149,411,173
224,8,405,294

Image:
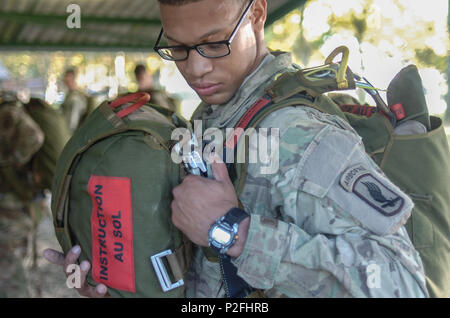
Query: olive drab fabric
51,93,191,298
24,99,71,191
223,56,449,297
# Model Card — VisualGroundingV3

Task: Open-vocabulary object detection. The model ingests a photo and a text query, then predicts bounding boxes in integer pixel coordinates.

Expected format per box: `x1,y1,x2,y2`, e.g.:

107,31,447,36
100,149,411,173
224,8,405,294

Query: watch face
212,226,232,245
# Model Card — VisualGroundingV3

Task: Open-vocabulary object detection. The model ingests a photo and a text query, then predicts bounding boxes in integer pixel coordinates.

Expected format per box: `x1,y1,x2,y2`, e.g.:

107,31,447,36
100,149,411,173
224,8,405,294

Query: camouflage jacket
186,52,428,298
0,101,44,167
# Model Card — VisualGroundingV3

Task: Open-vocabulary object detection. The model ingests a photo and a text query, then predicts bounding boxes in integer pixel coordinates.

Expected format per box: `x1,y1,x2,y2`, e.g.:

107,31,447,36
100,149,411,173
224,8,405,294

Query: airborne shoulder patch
340,164,404,217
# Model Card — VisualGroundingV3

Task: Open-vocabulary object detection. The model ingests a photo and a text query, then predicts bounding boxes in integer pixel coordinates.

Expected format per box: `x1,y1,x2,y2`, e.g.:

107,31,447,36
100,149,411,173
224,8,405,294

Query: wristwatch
208,208,249,256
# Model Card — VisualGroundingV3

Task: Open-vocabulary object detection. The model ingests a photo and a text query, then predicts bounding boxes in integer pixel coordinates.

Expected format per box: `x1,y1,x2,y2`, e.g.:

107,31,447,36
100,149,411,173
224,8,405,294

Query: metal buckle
150,249,184,292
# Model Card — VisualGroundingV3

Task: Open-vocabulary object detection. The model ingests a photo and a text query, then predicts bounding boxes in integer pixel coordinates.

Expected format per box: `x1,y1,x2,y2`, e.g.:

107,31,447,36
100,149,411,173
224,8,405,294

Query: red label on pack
88,175,136,293
390,103,406,120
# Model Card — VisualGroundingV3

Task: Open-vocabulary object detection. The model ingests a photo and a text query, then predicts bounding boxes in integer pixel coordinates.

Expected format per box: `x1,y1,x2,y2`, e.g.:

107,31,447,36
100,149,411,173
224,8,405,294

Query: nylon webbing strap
225,94,273,151
221,91,315,298
220,95,277,298
223,94,274,169
166,247,185,282
221,256,254,298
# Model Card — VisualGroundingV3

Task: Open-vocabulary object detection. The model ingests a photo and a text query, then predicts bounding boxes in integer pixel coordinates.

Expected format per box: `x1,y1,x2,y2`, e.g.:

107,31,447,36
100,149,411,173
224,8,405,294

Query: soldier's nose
185,50,213,79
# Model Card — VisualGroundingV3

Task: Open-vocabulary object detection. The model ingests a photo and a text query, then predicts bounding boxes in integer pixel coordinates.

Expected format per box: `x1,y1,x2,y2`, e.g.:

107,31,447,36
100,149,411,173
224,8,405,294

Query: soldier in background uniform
0,94,44,205
1,94,70,267
0,94,70,209
45,0,429,298
134,64,179,113
60,68,89,134
0,94,45,267
24,98,71,191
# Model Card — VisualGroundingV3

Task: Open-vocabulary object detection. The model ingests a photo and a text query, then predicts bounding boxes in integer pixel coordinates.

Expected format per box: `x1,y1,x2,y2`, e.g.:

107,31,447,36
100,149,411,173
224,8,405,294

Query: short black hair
134,64,147,79
64,68,77,77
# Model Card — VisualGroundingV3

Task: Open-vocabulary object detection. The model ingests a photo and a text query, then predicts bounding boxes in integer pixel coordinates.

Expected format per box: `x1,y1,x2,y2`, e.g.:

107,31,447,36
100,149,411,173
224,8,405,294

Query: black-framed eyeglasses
153,0,255,61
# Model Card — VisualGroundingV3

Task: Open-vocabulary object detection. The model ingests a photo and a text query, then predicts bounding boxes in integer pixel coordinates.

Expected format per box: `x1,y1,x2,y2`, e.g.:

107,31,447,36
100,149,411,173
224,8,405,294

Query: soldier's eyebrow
164,28,225,45
163,2,246,46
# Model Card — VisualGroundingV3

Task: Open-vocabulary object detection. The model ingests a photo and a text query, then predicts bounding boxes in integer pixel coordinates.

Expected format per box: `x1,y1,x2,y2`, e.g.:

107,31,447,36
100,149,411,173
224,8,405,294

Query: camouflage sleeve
0,104,44,167
231,107,429,298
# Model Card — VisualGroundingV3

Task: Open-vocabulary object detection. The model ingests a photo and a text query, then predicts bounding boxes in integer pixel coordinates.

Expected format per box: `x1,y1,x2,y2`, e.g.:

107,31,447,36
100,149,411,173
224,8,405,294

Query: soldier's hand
171,155,250,257
43,246,111,298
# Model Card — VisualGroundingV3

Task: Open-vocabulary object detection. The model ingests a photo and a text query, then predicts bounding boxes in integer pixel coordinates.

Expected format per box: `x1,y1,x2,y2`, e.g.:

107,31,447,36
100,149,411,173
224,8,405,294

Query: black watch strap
223,208,249,226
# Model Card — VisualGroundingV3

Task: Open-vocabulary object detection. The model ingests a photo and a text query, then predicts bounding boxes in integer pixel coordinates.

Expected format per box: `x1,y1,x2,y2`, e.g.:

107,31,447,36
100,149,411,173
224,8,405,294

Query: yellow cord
324,46,350,89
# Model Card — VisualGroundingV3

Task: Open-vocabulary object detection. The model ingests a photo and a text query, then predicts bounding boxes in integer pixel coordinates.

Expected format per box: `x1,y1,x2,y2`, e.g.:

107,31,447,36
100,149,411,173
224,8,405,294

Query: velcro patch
340,164,404,216
88,175,136,293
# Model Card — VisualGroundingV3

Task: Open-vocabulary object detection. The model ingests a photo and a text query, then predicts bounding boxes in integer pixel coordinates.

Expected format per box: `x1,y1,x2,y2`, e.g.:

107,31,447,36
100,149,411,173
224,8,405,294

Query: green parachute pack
51,93,192,297
225,47,450,298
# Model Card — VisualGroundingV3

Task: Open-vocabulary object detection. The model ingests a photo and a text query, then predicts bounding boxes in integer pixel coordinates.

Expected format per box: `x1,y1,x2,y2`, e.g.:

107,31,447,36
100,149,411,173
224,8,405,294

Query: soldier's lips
191,83,221,96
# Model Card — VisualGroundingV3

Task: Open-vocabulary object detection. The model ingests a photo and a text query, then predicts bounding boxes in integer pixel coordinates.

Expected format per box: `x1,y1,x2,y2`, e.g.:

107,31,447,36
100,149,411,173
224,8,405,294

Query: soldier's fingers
94,284,111,298
79,260,90,287
79,283,110,298
75,261,111,298
43,248,66,266
210,155,231,183
63,245,81,274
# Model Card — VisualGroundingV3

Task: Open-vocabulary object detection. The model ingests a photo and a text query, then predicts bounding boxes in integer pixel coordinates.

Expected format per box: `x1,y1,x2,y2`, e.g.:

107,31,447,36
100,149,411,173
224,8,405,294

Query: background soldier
1,94,70,268
60,68,90,133
134,64,179,113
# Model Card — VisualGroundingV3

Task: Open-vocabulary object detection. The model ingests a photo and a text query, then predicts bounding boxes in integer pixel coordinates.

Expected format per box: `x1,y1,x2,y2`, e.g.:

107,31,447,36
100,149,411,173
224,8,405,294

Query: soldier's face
159,0,265,105
63,73,75,88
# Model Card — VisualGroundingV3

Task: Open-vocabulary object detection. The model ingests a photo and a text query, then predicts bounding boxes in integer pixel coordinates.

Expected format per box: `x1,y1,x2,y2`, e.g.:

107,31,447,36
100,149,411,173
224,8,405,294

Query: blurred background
0,0,449,297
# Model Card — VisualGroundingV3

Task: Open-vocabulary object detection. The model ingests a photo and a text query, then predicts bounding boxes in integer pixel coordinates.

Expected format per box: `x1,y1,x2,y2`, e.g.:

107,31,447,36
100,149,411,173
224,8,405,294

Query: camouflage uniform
187,53,429,298
0,100,44,202
61,89,88,133
0,101,44,168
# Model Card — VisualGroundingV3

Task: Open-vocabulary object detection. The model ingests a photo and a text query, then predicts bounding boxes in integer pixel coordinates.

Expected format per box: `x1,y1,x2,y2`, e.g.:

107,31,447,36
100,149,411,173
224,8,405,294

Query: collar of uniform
210,52,293,128
196,54,275,122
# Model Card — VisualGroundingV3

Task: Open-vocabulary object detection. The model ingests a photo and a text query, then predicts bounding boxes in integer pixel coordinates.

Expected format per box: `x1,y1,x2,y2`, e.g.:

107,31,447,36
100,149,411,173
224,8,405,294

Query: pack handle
324,46,350,89
109,92,150,118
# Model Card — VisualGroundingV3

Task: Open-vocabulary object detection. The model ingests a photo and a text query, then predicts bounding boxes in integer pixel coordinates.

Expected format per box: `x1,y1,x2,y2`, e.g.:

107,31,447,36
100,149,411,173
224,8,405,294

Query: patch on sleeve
88,175,136,293
293,126,413,236
340,164,404,216
333,163,413,236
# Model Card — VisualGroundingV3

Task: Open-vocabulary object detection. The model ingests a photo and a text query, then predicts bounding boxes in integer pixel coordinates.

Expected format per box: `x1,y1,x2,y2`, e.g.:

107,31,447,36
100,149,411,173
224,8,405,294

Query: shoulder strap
225,64,354,196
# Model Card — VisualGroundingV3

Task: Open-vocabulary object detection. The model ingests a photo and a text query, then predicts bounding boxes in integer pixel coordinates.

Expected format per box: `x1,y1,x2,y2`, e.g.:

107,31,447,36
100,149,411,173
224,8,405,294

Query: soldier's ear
251,0,267,32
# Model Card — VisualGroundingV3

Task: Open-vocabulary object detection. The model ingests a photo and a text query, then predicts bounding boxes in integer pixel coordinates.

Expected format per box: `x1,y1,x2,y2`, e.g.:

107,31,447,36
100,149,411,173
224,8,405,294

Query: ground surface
0,196,80,298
